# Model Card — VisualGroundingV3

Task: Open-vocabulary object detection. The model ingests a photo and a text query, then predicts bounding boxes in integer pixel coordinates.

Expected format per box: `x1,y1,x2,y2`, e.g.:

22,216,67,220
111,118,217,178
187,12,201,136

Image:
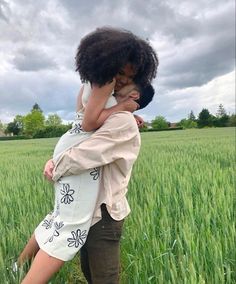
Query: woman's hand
43,159,55,182
120,98,140,112
134,114,145,128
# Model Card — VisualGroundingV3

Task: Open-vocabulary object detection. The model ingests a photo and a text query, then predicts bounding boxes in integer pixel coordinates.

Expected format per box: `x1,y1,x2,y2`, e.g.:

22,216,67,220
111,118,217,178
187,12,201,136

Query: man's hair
136,84,155,109
75,27,158,86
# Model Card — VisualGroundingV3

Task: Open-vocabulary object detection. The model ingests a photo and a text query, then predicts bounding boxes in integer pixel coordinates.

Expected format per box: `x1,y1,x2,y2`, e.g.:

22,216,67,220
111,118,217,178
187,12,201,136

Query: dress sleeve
83,82,117,109
52,111,141,181
81,82,92,107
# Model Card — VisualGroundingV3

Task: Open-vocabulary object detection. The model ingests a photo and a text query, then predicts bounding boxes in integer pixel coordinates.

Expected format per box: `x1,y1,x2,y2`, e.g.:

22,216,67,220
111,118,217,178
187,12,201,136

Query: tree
5,121,21,135
23,110,45,137
178,118,197,129
0,120,4,131
3,115,24,136
216,104,227,117
214,114,229,127
197,108,212,128
14,115,24,134
33,124,71,138
213,104,229,127
45,114,62,126
188,110,196,121
31,103,43,113
151,116,168,129
228,114,236,127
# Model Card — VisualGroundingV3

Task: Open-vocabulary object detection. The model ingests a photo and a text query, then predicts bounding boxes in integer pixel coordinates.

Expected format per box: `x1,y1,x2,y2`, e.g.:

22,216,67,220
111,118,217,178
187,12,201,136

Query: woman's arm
82,81,115,131
82,81,139,132
93,98,139,130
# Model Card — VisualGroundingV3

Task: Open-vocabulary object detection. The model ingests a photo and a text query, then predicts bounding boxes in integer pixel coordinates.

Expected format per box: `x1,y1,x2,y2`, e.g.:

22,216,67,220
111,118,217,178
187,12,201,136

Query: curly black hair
136,84,155,110
75,27,158,86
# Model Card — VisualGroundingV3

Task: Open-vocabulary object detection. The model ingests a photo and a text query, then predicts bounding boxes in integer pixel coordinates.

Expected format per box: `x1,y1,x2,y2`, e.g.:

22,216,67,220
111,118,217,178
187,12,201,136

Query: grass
0,127,235,283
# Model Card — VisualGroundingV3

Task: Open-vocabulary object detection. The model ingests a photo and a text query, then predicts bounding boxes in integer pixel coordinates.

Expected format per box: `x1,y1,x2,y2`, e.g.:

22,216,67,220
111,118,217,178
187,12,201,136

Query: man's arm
52,111,141,181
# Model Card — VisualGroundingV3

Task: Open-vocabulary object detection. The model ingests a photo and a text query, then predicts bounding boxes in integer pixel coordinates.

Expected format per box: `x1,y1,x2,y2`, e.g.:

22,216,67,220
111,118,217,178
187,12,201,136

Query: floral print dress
34,83,116,261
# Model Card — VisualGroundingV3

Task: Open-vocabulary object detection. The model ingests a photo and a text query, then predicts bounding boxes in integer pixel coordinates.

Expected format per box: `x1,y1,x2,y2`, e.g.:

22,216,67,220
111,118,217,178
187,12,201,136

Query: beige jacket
52,111,141,223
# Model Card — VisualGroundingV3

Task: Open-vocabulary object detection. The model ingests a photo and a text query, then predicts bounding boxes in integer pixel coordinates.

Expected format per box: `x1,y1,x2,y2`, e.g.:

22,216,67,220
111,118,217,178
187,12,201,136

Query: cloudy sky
0,0,235,124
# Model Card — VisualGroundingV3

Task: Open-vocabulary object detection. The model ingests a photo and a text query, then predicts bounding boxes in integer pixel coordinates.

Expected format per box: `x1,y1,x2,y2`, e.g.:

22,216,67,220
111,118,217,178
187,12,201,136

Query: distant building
145,122,152,129
169,123,178,128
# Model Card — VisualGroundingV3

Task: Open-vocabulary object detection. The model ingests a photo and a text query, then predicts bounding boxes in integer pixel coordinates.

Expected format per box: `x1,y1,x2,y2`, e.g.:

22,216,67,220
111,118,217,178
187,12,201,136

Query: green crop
0,128,235,283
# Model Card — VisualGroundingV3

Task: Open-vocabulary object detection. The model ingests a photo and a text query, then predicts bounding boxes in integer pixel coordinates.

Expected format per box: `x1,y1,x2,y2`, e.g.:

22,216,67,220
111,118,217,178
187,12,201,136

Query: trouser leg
80,204,124,284
80,245,92,284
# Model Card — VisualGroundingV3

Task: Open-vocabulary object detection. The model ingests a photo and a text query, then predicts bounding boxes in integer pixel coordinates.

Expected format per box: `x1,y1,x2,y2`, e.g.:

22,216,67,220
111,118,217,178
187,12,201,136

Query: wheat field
0,128,235,283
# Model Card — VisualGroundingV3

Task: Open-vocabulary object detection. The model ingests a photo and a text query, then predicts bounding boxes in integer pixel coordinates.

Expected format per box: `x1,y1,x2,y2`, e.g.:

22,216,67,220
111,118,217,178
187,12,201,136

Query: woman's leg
17,234,40,265
21,249,64,284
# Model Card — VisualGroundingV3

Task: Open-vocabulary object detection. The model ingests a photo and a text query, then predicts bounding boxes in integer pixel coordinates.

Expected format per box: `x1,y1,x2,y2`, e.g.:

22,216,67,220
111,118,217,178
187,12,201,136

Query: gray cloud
0,0,235,123
0,69,80,116
157,2,235,89
160,31,234,89
13,47,57,71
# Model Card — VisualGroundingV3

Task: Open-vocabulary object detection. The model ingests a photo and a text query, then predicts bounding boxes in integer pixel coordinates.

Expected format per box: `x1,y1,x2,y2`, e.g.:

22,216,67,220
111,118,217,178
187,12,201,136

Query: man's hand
43,159,55,182
120,98,140,112
134,114,145,128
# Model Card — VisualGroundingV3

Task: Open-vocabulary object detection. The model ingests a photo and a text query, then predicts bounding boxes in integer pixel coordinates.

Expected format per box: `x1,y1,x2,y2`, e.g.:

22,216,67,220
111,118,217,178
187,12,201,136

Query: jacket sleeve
52,111,141,181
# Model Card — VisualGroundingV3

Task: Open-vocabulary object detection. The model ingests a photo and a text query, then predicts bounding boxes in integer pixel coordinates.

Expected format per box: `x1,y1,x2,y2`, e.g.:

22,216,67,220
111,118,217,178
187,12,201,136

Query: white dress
34,83,117,261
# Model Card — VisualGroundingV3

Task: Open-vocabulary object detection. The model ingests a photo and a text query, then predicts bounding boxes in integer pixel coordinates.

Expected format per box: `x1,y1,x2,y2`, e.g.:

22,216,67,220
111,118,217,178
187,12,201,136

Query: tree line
0,103,235,139
0,103,71,138
149,104,235,131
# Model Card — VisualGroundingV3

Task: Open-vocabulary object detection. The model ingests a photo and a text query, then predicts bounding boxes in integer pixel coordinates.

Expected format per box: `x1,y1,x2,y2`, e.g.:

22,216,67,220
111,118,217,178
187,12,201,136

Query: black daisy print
55,221,64,230
60,183,75,204
42,219,53,229
90,168,100,180
67,229,87,248
69,123,83,134
47,221,64,243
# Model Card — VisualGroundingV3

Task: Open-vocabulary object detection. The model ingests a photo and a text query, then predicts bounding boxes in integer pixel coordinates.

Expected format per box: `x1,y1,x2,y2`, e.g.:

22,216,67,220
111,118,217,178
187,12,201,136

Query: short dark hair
75,27,158,86
135,84,155,109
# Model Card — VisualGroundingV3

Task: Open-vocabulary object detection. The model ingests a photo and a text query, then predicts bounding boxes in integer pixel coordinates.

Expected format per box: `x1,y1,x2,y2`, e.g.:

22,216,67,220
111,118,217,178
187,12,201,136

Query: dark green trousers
80,204,124,284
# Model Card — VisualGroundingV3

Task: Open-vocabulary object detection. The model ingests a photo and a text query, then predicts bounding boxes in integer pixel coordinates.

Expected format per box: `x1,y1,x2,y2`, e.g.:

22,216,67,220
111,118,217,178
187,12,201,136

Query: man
44,84,155,283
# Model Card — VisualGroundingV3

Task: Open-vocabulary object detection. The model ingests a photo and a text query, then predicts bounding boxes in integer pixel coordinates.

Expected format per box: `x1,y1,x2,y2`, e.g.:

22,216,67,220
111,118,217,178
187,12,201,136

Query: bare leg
21,249,64,284
18,234,40,265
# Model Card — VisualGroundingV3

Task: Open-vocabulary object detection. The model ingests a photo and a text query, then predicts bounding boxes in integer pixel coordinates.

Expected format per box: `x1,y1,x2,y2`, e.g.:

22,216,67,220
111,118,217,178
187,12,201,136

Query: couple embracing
17,27,158,284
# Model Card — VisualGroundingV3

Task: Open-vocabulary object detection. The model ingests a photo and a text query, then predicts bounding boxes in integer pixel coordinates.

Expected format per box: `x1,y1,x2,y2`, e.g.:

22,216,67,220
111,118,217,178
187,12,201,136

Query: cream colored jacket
52,111,141,223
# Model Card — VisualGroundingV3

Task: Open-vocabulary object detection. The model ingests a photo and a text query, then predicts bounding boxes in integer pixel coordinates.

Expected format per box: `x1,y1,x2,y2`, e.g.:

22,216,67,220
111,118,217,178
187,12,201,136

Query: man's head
135,84,155,109
115,84,140,102
116,83,155,110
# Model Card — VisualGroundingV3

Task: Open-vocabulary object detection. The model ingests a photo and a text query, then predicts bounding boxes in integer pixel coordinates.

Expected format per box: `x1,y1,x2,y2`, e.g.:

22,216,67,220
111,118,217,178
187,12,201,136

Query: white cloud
154,70,235,122
0,0,235,124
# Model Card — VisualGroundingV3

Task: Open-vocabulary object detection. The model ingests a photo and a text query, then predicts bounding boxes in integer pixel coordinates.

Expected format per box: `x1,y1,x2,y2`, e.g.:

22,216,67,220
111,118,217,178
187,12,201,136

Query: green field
0,128,235,283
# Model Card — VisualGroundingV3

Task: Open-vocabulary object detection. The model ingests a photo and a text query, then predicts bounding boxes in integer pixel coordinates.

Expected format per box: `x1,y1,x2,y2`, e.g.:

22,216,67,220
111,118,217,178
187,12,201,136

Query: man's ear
129,91,140,100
